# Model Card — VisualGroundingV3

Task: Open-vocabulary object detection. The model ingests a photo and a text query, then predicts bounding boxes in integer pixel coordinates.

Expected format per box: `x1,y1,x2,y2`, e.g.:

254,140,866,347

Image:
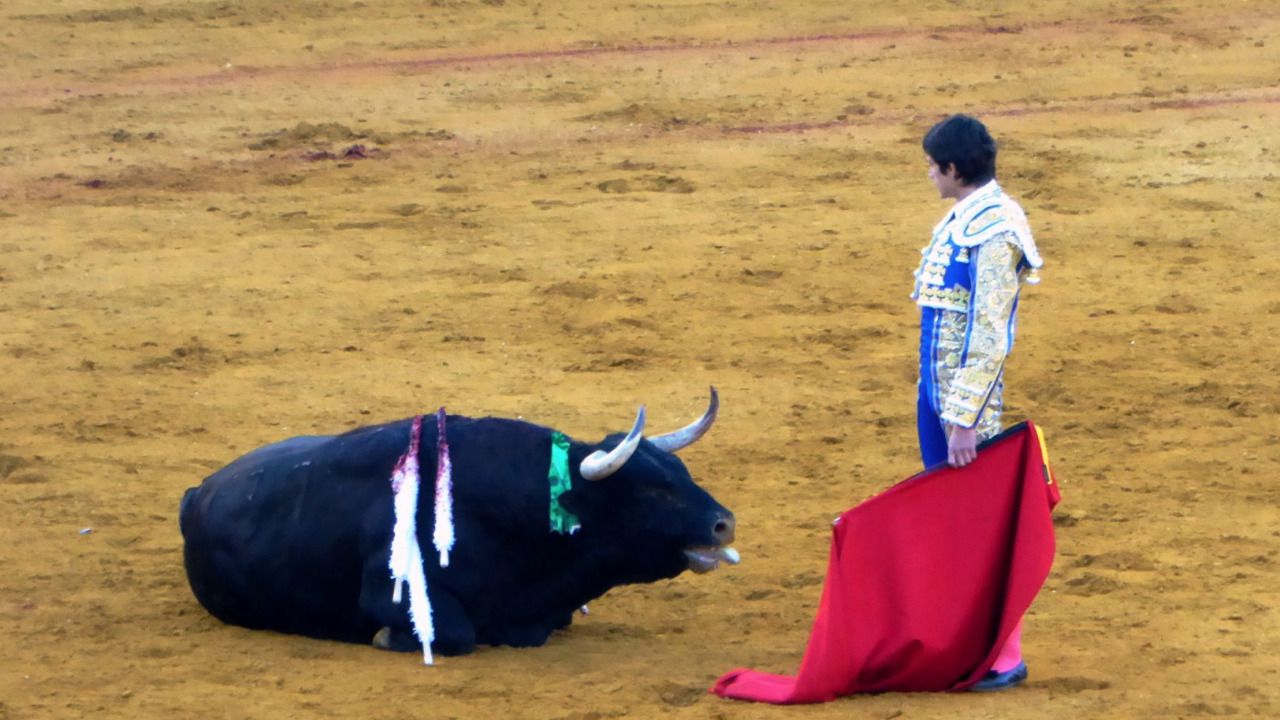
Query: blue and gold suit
913,180,1042,468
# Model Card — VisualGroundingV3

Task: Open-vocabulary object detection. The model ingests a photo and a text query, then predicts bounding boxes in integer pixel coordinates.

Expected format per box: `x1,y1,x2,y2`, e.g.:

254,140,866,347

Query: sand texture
1,1,1277,718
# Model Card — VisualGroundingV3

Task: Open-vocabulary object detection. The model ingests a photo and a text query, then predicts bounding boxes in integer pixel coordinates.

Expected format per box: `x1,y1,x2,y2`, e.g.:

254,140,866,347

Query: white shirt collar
948,179,1001,221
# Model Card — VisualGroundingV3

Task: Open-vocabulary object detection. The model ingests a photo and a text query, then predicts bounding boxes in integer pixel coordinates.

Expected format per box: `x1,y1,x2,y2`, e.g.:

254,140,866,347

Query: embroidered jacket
913,180,1042,432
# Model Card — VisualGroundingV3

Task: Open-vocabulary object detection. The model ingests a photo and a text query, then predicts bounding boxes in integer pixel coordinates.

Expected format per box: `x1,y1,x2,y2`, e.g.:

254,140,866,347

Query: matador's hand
946,425,979,467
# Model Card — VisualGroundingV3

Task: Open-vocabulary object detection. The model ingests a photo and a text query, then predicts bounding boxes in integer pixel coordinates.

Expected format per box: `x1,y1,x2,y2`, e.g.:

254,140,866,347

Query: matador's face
927,157,966,201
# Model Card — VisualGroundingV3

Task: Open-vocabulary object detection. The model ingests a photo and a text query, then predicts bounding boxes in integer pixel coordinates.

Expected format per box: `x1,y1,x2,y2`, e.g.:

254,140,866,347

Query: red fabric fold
713,421,1060,704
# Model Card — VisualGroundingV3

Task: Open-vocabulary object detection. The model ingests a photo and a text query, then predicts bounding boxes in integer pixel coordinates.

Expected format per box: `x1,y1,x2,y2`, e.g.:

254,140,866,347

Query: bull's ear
647,387,718,454
579,406,646,481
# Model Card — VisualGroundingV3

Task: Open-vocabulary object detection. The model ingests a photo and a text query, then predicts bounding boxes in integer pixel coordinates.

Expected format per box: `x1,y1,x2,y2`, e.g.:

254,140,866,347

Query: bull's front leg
483,610,575,648
358,554,477,656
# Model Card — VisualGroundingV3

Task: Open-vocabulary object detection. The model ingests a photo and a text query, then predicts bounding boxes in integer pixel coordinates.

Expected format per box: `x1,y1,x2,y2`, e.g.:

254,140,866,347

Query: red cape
713,421,1060,704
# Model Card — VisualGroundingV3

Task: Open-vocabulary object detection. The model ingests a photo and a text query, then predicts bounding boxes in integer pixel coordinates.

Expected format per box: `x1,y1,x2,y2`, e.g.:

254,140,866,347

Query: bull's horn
579,406,647,481
647,387,719,454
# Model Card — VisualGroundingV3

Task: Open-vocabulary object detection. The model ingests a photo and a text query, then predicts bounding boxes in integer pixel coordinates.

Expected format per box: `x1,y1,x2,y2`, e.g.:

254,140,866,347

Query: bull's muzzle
685,511,739,574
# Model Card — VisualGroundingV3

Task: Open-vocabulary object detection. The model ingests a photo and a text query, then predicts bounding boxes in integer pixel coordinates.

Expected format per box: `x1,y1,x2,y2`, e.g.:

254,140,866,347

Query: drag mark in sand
5,10,1269,108
14,84,1277,204
723,88,1280,136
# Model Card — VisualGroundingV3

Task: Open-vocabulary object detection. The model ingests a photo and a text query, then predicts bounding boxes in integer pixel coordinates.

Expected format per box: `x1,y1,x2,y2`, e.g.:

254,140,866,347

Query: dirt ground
2,1,1277,718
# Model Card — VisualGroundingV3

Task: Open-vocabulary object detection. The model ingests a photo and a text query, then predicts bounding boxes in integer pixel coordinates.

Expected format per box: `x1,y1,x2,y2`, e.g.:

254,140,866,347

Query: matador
912,179,1043,467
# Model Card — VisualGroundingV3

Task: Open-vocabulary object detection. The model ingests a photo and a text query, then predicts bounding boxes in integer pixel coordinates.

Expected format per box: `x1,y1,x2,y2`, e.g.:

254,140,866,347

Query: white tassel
387,416,435,664
405,537,435,665
388,454,419,603
433,409,455,567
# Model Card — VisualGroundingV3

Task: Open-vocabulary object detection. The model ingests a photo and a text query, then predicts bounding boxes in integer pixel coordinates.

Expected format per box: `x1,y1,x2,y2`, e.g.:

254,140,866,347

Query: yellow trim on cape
1033,424,1055,486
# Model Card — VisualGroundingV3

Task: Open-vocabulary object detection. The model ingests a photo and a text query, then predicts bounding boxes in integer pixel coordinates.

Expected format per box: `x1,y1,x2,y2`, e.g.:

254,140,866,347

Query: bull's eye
642,482,677,502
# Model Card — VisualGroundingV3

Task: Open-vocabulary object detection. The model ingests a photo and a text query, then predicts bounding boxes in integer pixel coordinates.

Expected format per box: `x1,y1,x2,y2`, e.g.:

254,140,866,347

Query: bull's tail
178,486,199,538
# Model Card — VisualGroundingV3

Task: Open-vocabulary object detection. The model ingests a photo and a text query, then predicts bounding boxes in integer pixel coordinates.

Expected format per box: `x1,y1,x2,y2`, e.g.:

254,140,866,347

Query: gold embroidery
939,239,1023,428
918,264,948,286
919,185,1040,436
913,232,956,290
926,242,951,264
963,206,1008,239
915,285,970,312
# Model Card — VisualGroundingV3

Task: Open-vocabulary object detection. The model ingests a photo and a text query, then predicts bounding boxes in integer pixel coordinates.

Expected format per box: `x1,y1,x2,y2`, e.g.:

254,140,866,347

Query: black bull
179,389,737,655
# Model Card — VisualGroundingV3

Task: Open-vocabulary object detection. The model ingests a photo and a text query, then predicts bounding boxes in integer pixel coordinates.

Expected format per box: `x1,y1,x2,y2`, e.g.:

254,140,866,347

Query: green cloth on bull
548,431,581,534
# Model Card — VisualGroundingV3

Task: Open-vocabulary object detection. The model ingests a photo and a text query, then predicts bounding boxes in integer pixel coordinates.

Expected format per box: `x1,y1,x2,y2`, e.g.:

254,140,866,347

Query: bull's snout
712,512,735,546
684,511,740,573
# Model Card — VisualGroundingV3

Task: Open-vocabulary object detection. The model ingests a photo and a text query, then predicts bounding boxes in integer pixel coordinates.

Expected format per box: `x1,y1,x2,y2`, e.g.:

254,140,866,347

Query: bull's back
179,434,385,641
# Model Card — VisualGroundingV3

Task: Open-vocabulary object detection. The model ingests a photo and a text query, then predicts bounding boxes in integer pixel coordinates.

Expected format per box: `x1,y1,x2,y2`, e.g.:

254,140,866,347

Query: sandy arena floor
1,1,1277,718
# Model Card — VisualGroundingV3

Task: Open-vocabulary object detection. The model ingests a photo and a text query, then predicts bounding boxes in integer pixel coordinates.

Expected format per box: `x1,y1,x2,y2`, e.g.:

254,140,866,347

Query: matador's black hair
923,114,997,186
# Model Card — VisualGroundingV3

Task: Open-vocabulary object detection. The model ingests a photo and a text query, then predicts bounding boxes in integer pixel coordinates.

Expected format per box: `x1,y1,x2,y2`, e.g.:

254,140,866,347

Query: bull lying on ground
179,389,737,656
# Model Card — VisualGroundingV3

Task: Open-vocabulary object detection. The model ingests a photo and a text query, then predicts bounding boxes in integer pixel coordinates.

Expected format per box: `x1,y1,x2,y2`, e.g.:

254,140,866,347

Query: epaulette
951,193,1043,280
961,204,1013,244
953,201,1020,248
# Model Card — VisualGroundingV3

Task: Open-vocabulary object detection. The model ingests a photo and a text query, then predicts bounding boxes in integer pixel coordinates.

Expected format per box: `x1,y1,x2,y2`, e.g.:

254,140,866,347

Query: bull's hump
211,435,332,479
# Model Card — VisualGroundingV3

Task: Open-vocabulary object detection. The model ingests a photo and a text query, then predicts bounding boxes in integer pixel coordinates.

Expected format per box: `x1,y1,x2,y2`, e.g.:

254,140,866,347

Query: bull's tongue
684,546,741,574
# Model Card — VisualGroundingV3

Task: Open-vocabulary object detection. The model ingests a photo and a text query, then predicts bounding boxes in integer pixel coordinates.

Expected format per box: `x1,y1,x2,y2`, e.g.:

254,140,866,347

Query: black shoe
972,661,1028,691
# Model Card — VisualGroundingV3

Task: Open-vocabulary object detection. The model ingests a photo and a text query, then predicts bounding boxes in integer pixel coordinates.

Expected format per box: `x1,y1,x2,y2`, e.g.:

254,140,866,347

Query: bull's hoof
372,625,422,652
